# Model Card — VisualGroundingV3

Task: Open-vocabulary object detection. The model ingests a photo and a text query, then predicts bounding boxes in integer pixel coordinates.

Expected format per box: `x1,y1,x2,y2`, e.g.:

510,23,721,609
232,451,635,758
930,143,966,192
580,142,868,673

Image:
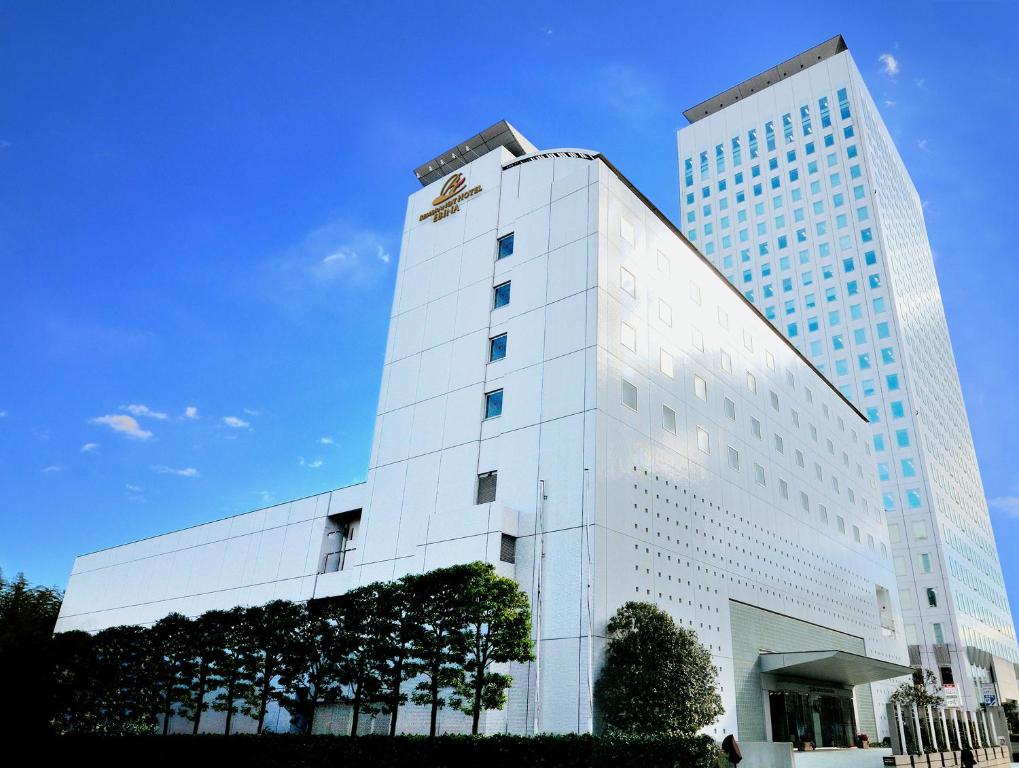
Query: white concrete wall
55,484,363,632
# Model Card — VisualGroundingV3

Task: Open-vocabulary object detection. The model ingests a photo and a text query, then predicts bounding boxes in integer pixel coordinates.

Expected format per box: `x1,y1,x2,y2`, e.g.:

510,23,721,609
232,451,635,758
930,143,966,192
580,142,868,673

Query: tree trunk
192,664,208,736
429,662,439,737
389,648,404,736
472,670,483,735
224,679,235,735
163,687,172,735
351,684,361,737
257,662,271,734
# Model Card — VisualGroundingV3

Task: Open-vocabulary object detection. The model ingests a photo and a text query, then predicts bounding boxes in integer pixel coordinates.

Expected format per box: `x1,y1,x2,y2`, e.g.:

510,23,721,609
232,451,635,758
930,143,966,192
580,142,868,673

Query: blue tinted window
886,373,899,390
485,389,504,418
494,281,511,308
489,334,507,362
896,429,910,447
497,233,515,259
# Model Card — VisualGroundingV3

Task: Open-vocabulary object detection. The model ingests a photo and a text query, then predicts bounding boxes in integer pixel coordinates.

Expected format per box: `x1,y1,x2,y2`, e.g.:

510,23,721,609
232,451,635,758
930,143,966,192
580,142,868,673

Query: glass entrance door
768,689,857,748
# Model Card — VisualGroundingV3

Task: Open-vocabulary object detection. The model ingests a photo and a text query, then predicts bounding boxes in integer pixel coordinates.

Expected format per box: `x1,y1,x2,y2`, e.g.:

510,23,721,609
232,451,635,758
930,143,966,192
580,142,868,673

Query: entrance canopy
760,650,913,685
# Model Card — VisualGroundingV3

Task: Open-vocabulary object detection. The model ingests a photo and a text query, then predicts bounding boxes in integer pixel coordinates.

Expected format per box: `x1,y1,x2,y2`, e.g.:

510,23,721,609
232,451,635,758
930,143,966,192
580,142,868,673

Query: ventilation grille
476,472,497,504
500,534,516,564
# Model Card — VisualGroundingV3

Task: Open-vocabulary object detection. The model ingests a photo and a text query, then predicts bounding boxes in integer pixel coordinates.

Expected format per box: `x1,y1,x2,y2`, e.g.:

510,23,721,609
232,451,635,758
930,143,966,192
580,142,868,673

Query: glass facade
679,47,1018,709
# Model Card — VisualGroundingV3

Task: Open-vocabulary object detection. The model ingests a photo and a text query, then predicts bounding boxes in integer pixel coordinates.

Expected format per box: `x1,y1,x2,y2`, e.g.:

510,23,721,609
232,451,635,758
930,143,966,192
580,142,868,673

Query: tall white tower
678,35,1019,709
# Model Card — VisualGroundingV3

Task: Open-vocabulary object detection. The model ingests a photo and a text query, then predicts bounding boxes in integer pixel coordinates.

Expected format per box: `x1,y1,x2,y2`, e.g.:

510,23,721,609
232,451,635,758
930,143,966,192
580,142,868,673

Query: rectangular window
493,281,511,309
920,553,932,573
489,333,507,362
476,471,498,504
620,266,636,296
751,417,762,439
696,426,710,453
621,321,636,351
932,623,945,645
497,233,515,260
727,446,740,470
621,379,638,411
754,463,766,486
620,218,635,244
659,299,673,326
662,405,677,434
746,372,757,394
485,389,503,419
660,349,674,378
724,397,736,421
694,374,707,401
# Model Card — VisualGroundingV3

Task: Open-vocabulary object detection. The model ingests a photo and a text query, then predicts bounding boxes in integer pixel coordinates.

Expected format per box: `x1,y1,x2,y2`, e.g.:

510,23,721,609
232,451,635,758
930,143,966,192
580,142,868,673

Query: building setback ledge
760,650,913,686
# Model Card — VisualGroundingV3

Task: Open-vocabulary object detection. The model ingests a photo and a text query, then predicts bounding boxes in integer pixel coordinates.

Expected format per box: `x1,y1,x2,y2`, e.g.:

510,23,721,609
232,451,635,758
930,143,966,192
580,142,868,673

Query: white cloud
257,490,273,504
883,100,897,108
878,53,900,77
0,410,7,418
80,442,100,453
917,138,930,152
121,404,168,420
152,465,199,477
243,408,261,417
319,436,336,445
223,416,250,429
989,496,1019,518
42,464,62,473
91,414,153,440
184,406,199,420
257,221,393,305
298,456,324,469
126,484,144,492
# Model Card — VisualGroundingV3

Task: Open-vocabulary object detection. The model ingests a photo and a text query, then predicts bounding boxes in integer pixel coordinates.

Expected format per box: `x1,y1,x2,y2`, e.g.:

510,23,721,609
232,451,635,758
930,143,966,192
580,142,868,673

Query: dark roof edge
590,151,868,423
683,35,848,124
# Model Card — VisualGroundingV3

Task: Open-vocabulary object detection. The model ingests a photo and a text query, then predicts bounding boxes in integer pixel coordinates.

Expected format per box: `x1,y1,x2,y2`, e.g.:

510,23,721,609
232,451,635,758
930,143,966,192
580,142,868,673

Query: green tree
149,612,195,735
177,610,223,734
595,602,723,736
50,629,96,733
1003,700,1019,737
240,600,307,734
90,624,160,733
0,571,64,735
274,603,343,734
404,564,473,736
451,562,533,734
324,583,395,735
207,607,257,734
374,580,413,736
889,668,944,753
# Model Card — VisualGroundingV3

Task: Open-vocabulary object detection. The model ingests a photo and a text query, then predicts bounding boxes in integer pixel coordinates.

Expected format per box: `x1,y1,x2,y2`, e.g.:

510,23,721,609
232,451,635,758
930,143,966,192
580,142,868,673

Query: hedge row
42,733,723,768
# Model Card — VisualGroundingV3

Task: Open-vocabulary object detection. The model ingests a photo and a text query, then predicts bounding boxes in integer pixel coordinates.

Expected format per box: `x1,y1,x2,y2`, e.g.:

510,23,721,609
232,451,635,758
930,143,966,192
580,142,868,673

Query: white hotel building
677,36,1019,713
58,121,912,744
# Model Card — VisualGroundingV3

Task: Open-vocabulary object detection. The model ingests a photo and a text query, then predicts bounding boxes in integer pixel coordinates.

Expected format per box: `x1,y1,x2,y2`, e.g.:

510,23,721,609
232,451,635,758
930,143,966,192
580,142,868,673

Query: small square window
662,405,677,434
620,218,635,244
658,251,671,274
746,372,757,394
493,281,511,309
659,299,673,327
620,266,636,297
694,374,707,401
660,350,674,378
485,389,503,419
724,397,736,421
727,446,740,470
621,379,638,411
489,333,507,362
621,322,636,351
696,426,710,453
497,233,515,260
754,463,766,486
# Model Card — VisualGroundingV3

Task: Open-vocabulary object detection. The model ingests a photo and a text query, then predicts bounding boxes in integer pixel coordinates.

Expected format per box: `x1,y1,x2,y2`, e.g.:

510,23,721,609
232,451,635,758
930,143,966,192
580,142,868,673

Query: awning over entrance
760,650,913,685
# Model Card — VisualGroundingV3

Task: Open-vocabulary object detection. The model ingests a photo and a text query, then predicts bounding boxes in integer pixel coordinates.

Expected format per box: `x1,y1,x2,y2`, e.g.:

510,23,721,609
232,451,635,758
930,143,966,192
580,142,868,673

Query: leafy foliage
46,561,536,736
594,602,723,736
0,570,63,735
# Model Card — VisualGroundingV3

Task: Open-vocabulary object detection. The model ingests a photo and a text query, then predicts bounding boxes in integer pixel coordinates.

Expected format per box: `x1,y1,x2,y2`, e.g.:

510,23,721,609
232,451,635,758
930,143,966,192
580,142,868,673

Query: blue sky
3,1,1018,618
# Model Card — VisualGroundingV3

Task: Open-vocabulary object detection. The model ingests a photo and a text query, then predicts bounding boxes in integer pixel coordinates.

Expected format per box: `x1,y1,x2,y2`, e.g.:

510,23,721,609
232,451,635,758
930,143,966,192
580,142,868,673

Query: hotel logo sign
419,172,483,223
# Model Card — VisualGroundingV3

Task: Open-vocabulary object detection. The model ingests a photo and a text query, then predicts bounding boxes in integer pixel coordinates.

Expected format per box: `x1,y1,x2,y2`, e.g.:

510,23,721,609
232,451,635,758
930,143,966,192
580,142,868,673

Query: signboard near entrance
981,683,998,706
